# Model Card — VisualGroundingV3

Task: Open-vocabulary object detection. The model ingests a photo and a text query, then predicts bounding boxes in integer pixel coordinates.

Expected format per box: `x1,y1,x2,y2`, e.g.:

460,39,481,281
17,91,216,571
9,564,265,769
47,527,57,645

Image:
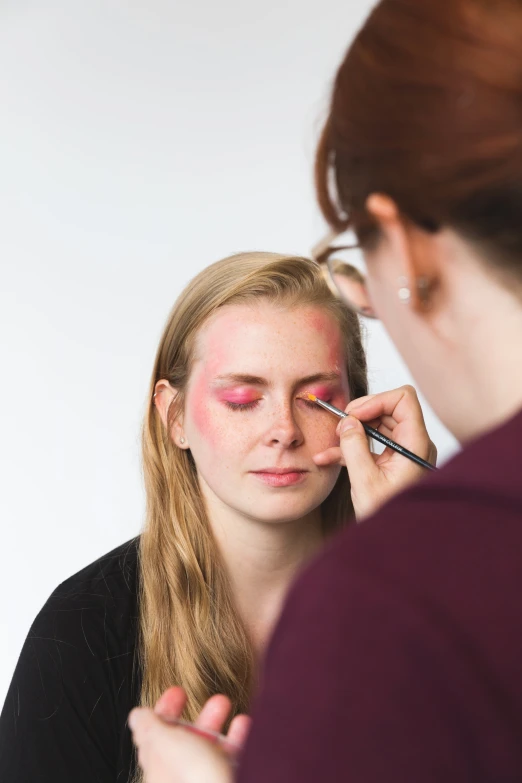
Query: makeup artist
128,0,522,781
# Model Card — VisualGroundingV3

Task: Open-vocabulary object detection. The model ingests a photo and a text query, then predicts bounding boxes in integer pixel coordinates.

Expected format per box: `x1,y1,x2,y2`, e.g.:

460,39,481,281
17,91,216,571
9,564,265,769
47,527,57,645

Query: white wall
0,0,458,704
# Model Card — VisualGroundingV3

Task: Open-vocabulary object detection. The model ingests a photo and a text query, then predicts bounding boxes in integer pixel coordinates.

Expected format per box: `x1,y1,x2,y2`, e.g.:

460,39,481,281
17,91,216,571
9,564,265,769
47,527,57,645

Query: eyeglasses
312,230,377,320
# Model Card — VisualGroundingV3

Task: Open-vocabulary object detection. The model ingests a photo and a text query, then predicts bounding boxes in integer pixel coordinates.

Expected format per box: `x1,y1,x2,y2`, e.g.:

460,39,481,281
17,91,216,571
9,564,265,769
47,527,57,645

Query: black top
0,538,141,783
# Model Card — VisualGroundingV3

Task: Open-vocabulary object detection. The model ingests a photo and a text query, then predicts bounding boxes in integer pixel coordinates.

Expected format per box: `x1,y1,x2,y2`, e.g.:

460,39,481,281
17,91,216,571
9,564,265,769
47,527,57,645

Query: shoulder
282,410,522,647
247,417,522,782
0,539,141,780
49,536,140,607
317,410,520,575
28,537,141,668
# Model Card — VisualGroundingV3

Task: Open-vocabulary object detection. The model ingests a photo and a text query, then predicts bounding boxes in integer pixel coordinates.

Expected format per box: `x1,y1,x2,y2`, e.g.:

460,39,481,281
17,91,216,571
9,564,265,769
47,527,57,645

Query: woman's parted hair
316,0,522,282
137,252,368,746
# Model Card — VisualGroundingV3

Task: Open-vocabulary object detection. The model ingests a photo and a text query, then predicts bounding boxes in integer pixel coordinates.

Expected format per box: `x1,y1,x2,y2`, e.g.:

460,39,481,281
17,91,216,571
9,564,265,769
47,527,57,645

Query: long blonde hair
137,252,368,736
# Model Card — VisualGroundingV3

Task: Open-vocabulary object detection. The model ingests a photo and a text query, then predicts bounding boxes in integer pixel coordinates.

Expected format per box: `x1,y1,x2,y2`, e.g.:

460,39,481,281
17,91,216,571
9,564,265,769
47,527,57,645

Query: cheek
188,374,213,438
186,373,227,455
303,414,340,452
301,392,349,451
186,376,253,457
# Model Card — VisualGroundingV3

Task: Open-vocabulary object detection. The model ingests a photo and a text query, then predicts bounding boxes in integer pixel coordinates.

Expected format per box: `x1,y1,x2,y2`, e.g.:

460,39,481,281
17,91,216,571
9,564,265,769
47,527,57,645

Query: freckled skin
302,309,345,371
180,303,351,525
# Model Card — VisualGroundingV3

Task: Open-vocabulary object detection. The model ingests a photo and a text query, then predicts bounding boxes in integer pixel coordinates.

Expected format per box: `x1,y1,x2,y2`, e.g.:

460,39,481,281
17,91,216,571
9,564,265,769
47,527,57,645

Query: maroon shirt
238,409,522,782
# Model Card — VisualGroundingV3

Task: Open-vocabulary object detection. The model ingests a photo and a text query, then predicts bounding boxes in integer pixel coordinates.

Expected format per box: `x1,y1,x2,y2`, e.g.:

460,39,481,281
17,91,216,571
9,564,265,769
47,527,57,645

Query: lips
250,468,309,487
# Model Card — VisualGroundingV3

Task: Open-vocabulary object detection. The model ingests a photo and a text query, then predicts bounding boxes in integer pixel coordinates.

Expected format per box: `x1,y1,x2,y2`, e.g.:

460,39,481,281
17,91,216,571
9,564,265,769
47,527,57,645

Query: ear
153,380,190,450
366,194,441,313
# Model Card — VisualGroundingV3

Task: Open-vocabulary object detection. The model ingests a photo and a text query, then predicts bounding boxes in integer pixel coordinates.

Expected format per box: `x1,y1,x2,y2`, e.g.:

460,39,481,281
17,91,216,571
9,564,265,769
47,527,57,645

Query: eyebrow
212,372,342,388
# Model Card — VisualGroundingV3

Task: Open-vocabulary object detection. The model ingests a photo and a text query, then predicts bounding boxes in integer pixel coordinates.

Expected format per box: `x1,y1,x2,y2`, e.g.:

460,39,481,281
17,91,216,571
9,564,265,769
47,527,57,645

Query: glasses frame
312,231,378,320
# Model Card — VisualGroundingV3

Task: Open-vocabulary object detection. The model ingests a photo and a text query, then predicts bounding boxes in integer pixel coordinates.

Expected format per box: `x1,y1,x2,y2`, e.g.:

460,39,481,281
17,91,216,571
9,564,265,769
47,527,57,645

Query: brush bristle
306,393,317,401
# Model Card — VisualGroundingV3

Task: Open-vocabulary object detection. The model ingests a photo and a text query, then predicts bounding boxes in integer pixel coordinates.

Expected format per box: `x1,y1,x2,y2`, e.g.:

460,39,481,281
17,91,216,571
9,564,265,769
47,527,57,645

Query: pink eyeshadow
215,387,261,405
305,385,337,401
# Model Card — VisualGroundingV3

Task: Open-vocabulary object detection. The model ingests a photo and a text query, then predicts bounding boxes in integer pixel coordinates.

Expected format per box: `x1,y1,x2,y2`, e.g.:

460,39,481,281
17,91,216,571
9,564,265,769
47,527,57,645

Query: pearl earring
180,437,185,445
397,276,411,304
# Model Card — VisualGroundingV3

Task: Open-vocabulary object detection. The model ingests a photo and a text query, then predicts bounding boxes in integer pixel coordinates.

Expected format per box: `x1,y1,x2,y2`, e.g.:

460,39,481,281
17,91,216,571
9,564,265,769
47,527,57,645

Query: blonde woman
0,252,433,782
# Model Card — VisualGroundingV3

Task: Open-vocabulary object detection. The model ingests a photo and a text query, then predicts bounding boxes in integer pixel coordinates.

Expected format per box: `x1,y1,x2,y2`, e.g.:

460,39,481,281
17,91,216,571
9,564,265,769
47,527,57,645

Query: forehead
192,302,345,378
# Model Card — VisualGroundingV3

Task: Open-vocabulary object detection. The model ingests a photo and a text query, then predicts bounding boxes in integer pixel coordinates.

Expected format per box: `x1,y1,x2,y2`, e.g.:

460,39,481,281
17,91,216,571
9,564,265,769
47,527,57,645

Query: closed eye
224,400,261,411
297,396,331,409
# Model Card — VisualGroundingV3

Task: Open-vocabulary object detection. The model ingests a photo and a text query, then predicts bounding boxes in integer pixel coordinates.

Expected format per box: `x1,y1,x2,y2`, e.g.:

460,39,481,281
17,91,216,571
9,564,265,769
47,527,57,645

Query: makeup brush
306,394,436,471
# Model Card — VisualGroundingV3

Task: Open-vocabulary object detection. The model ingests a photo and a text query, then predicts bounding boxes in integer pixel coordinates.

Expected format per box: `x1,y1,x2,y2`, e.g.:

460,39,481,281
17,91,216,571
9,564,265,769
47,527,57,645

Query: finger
376,423,395,440
374,446,398,465
227,714,252,751
129,707,155,736
194,694,233,734
347,385,425,427
378,415,398,431
130,708,187,777
312,446,345,467
338,415,378,489
345,393,376,409
154,686,187,721
428,440,438,466
349,387,432,459
129,707,160,754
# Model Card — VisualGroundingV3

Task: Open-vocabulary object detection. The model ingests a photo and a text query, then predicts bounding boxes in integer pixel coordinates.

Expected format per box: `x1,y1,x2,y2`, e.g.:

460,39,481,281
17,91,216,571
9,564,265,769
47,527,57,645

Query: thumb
337,415,377,491
129,707,160,746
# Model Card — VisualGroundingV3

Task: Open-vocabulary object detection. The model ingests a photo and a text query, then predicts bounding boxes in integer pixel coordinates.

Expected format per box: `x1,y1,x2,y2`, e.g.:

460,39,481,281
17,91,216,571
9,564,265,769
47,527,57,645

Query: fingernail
339,418,356,434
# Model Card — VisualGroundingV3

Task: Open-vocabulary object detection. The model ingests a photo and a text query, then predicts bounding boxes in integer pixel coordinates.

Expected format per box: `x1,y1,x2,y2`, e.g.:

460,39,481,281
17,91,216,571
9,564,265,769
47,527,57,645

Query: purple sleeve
237,556,475,783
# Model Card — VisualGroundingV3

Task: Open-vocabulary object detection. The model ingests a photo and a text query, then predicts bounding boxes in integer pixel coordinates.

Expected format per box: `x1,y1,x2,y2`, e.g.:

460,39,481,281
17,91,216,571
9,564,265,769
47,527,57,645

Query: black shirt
0,538,141,783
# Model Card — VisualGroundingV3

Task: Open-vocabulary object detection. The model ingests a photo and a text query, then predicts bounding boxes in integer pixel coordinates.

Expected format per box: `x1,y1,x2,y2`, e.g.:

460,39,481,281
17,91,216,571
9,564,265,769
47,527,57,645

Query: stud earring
397,276,411,304
180,437,185,445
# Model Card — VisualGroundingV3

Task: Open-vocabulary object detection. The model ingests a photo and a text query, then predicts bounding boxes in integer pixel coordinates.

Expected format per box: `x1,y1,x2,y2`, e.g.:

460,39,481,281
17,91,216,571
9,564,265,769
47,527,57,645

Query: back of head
316,0,522,284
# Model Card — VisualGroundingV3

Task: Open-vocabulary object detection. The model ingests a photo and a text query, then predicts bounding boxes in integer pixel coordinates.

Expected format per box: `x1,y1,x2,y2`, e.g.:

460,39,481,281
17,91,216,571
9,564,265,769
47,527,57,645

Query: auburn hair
316,0,522,281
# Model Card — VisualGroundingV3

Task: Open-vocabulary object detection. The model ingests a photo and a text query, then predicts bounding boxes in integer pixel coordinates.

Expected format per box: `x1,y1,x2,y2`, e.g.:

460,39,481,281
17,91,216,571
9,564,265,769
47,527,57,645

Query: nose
263,402,304,449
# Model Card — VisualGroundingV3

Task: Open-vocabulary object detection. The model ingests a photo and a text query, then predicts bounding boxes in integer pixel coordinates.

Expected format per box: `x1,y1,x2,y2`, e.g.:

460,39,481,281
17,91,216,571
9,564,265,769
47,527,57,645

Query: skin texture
363,194,522,443
154,301,353,656
177,302,350,527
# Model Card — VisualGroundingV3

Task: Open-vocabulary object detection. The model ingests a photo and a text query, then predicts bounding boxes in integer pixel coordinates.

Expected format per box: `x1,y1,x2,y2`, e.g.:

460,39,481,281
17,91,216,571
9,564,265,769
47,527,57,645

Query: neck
459,308,522,440
205,499,324,657
426,236,522,442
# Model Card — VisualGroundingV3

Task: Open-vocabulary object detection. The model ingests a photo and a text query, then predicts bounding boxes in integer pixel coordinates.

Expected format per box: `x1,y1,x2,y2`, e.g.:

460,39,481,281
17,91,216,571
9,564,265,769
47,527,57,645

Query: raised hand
129,687,251,783
154,686,251,754
313,385,437,519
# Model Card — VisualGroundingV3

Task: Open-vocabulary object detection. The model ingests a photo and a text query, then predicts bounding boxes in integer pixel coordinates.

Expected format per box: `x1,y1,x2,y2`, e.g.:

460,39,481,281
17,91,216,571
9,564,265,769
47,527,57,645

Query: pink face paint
176,302,354,529
215,387,262,406
302,309,344,371
188,365,213,436
304,384,339,402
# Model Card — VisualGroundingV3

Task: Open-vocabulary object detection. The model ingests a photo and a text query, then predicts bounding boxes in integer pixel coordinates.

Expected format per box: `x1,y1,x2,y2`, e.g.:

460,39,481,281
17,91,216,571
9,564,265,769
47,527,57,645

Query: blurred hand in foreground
129,686,251,783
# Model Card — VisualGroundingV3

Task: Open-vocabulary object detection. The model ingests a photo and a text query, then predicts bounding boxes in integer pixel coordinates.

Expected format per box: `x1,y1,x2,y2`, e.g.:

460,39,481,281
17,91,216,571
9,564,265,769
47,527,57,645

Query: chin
245,496,326,525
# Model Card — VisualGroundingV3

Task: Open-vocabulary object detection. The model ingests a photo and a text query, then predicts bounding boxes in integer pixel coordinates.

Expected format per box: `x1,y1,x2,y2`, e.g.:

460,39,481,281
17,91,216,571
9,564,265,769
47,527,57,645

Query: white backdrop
0,0,458,704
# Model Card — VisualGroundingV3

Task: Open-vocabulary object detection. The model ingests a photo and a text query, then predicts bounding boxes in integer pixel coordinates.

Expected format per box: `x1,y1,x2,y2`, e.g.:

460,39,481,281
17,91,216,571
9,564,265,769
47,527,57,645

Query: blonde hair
137,252,368,759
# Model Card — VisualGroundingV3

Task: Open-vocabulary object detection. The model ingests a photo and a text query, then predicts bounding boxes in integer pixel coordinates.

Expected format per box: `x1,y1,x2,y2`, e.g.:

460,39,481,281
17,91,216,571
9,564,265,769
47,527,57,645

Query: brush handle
311,396,436,471
362,423,436,471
